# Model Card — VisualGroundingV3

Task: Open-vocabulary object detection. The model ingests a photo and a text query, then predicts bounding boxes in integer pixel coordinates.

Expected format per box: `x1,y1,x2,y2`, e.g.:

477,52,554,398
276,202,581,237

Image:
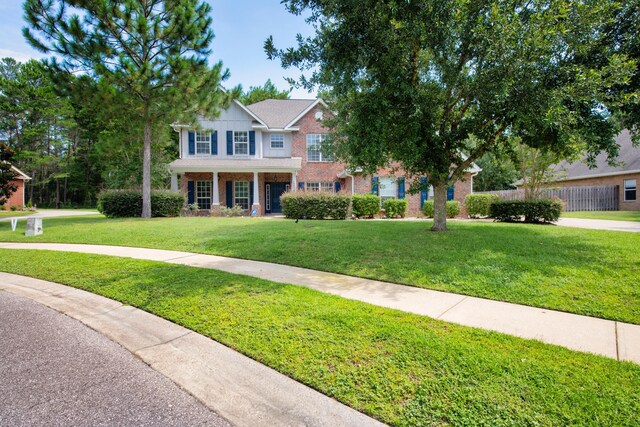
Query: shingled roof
552,130,640,181
246,99,317,129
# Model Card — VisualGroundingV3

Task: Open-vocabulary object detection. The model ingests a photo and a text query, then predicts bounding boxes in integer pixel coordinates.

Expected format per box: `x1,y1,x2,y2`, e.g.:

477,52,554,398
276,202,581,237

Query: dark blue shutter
187,181,195,204
298,182,305,191
371,176,379,195
188,131,195,155
226,181,233,207
447,184,455,201
250,181,254,207
211,131,218,155
226,131,233,155
398,177,405,199
420,177,429,208
334,181,341,193
249,131,256,155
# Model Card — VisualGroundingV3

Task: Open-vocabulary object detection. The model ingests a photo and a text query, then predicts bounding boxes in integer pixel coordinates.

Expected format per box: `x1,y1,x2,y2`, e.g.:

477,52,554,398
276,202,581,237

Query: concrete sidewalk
0,209,99,222
0,273,383,427
0,242,638,364
557,217,640,232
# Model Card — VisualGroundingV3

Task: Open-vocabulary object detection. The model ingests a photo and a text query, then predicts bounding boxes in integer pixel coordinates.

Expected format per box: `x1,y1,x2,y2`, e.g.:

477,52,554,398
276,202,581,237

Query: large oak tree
24,0,233,217
267,0,637,230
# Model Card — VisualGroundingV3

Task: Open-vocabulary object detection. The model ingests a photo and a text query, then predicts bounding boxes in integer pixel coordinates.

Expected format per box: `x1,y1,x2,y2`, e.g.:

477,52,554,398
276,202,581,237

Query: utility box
25,218,43,236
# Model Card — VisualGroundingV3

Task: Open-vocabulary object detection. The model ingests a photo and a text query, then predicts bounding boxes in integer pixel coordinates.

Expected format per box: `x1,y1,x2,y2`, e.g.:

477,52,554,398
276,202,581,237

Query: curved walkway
0,242,638,364
0,273,382,427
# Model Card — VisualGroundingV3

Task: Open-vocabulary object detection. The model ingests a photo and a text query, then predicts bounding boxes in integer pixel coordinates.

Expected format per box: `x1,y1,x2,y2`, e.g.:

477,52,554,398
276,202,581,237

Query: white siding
180,102,262,159
262,132,293,158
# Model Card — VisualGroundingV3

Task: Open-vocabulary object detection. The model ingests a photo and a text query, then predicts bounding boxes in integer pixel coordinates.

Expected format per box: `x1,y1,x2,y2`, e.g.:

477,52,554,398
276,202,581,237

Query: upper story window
306,134,333,162
379,177,396,202
195,131,211,154
624,179,637,201
234,131,249,155
270,134,285,149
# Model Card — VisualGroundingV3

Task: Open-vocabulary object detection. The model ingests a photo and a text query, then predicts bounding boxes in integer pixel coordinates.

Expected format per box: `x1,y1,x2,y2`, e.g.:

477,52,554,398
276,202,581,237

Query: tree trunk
431,182,448,232
141,119,152,219
55,179,60,209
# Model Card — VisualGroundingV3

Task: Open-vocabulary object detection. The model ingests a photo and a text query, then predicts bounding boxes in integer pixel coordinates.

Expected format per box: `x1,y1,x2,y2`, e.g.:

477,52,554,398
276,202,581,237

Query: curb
0,272,385,427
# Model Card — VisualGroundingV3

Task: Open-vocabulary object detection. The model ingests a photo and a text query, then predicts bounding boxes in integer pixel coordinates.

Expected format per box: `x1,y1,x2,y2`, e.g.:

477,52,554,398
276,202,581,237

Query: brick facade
554,173,640,211
176,102,477,218
3,180,25,209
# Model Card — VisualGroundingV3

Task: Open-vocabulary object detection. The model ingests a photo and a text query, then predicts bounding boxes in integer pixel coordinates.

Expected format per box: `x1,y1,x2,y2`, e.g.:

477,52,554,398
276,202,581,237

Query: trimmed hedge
490,199,563,223
97,190,185,218
281,191,351,220
465,194,500,218
352,194,381,218
423,200,461,218
383,198,408,218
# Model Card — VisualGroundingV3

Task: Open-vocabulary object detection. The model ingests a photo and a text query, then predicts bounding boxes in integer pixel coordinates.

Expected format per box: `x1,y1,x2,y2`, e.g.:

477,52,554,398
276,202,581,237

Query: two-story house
168,98,479,216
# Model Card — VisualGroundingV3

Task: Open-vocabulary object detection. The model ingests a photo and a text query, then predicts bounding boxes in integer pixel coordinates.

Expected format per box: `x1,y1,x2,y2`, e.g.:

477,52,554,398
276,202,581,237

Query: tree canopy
239,79,291,105
0,143,18,207
267,0,638,230
24,0,233,217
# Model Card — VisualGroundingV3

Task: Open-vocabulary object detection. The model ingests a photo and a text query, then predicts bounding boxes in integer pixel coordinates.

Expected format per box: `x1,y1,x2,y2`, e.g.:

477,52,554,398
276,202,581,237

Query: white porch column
253,171,260,206
170,173,178,192
212,171,220,205
291,172,297,191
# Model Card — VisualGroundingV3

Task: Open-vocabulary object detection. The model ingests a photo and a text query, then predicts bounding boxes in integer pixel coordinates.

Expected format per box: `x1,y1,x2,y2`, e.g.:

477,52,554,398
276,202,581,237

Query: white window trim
195,131,211,155
306,182,334,193
379,177,396,201
196,180,211,209
234,131,249,156
270,134,285,149
306,134,332,162
624,179,637,202
234,181,250,209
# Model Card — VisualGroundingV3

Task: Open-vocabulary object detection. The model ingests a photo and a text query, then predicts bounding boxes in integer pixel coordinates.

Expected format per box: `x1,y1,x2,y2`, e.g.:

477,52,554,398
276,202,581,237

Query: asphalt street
0,291,231,427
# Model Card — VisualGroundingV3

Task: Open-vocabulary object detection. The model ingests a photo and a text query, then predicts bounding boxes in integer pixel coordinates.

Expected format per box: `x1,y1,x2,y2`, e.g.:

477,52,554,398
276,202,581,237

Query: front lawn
1,216,639,324
0,249,638,426
0,211,34,217
562,210,640,222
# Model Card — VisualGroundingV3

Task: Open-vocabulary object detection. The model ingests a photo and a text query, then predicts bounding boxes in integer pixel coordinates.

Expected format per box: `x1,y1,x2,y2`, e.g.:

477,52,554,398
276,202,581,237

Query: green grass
0,249,638,426
562,210,640,222
1,216,639,324
3,215,640,323
0,210,34,217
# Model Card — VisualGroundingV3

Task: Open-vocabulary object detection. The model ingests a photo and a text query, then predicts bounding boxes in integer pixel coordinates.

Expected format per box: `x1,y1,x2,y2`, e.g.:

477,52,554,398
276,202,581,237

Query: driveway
557,217,640,232
0,291,229,427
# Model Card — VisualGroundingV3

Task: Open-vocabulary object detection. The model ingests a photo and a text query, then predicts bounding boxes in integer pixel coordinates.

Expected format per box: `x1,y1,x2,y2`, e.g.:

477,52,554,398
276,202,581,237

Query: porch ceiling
169,158,302,173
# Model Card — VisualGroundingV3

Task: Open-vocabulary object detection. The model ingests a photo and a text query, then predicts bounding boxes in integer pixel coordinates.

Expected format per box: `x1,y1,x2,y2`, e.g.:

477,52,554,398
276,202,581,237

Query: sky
0,1,316,98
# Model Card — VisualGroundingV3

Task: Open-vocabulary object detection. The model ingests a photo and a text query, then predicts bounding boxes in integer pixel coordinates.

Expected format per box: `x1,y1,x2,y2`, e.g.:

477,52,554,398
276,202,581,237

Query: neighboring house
168,98,479,216
2,165,31,209
537,130,639,211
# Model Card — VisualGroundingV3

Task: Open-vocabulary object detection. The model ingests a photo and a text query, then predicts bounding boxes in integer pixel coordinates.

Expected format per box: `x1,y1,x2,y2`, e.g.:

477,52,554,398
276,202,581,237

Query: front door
266,182,289,214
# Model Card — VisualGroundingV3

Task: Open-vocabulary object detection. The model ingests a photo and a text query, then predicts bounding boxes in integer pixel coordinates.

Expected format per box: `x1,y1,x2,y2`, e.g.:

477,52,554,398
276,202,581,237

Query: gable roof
246,99,317,129
9,164,31,180
552,130,640,181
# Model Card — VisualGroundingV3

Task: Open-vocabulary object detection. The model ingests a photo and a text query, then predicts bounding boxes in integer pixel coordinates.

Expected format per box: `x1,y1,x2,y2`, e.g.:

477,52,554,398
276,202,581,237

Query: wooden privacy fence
477,185,619,212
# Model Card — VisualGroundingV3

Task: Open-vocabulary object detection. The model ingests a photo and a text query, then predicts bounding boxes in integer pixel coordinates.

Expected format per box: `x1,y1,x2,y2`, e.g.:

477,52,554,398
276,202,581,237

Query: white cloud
0,48,47,63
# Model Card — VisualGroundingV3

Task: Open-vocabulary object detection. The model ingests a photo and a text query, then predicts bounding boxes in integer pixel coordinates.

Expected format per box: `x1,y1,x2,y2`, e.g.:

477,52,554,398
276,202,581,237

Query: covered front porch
171,171,297,215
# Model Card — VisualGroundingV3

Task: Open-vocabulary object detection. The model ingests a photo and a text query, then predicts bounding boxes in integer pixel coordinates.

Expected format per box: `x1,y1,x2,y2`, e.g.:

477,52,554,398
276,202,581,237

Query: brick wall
554,173,640,211
3,180,25,208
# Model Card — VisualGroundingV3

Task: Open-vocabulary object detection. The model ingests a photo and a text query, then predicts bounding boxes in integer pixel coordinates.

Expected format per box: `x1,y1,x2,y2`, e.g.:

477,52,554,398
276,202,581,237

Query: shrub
490,199,563,223
465,194,500,218
383,198,408,218
352,194,381,218
98,189,185,218
423,200,461,218
10,205,18,211
219,205,244,217
281,191,351,220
